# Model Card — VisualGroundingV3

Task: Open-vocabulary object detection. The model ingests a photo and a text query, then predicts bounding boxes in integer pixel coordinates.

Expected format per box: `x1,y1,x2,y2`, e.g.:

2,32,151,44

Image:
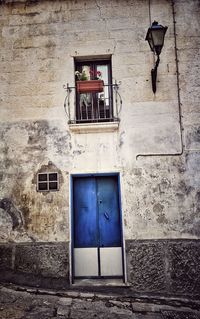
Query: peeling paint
153,203,164,214
156,213,168,225
0,198,23,230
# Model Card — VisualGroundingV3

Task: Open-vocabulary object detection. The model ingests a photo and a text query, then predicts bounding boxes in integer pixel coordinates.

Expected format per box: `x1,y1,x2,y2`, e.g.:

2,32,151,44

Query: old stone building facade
0,0,199,297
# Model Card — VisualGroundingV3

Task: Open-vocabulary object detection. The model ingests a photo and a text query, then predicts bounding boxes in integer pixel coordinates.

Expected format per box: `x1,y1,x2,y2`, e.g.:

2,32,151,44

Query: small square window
37,172,59,192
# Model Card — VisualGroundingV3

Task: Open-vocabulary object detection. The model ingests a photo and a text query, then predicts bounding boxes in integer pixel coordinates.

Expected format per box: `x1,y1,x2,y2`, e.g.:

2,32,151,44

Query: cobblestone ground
0,285,200,319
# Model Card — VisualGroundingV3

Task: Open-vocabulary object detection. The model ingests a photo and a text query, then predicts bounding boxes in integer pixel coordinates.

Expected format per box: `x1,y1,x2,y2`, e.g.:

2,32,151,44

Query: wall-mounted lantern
145,21,168,93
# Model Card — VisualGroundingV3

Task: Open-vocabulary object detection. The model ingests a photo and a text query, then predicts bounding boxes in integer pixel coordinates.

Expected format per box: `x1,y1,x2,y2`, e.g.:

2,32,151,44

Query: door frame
70,172,125,283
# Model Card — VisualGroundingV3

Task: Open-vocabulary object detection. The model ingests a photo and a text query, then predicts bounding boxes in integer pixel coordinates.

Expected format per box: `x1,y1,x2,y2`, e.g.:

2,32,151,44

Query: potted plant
75,70,104,93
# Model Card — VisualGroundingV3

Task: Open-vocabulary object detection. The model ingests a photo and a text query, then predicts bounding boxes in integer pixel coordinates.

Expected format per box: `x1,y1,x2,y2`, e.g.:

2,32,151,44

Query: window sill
69,121,119,134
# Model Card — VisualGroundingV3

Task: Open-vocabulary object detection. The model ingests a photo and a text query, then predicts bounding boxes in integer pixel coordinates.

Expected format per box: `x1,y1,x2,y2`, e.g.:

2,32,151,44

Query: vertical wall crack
95,0,117,51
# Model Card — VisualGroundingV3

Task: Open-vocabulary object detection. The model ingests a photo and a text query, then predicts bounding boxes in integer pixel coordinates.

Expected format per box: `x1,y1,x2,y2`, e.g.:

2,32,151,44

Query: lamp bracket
151,55,160,94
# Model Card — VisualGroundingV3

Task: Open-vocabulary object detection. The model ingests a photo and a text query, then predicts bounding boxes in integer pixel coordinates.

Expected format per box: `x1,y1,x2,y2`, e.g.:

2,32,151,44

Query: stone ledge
68,121,119,134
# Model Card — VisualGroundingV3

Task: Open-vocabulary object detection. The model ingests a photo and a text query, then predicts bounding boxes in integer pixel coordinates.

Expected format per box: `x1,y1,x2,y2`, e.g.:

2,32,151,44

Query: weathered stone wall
0,242,70,288
0,0,200,294
126,239,200,297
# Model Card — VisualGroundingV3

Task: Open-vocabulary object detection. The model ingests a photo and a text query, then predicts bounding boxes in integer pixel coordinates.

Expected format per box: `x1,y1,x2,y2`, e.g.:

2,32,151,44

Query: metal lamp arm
151,54,160,94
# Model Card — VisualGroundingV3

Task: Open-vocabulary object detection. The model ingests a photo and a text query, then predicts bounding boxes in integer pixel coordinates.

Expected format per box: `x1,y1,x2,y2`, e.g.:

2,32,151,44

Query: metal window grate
37,172,59,192
76,87,113,123
63,82,122,124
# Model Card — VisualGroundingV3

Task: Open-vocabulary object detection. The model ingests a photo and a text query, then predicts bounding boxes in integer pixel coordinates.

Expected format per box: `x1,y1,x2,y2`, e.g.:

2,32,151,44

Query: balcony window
75,60,113,123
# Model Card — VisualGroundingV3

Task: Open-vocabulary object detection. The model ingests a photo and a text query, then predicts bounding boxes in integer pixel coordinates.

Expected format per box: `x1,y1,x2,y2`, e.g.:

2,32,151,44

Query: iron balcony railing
63,82,122,124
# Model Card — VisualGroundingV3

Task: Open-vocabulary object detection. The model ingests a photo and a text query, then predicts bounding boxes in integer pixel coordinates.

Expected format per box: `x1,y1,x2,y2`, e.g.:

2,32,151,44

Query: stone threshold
73,278,125,287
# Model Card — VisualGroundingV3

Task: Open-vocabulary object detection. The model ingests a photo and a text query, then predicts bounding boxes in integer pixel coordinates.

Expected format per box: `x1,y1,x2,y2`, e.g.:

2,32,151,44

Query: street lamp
145,21,168,93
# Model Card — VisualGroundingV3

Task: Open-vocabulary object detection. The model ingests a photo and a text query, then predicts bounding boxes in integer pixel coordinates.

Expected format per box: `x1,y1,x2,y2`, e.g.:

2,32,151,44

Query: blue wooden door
73,176,123,278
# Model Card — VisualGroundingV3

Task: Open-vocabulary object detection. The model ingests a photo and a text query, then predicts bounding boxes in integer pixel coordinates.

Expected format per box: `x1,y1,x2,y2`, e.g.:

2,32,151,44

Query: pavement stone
0,306,26,319
134,315,163,319
23,306,57,319
58,297,73,306
57,305,70,317
0,285,200,319
162,311,200,319
69,309,136,319
79,292,95,298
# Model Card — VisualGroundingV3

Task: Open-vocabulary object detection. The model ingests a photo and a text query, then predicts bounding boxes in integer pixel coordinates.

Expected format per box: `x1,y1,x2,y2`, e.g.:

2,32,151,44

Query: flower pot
76,80,104,93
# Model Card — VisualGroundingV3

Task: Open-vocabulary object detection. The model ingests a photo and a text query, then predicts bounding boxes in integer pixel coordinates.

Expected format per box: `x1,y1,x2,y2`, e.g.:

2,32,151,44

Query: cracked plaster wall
0,0,199,244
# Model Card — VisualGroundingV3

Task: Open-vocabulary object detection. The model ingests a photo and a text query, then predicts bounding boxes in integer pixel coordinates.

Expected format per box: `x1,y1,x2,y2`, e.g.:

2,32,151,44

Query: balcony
63,82,122,133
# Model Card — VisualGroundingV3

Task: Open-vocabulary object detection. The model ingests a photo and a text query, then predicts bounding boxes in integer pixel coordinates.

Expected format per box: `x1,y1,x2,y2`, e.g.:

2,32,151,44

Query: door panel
74,177,98,248
97,177,121,247
74,248,98,277
100,247,123,276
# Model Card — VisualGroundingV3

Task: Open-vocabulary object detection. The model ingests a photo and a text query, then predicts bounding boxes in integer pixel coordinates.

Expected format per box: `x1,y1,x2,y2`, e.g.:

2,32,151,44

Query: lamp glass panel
151,29,165,46
148,33,154,51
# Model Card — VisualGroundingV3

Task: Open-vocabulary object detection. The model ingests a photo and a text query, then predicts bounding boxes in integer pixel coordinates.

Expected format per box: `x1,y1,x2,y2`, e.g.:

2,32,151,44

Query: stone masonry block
168,240,200,295
162,311,199,319
0,245,13,270
15,242,69,278
185,125,200,150
126,240,166,293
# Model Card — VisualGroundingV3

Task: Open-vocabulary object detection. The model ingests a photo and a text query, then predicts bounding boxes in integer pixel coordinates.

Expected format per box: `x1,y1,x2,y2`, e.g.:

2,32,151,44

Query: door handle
104,212,109,220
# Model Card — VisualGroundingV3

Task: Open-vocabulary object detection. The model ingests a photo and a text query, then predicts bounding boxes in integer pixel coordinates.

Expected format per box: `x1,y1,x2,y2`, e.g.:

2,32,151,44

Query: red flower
89,70,102,78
